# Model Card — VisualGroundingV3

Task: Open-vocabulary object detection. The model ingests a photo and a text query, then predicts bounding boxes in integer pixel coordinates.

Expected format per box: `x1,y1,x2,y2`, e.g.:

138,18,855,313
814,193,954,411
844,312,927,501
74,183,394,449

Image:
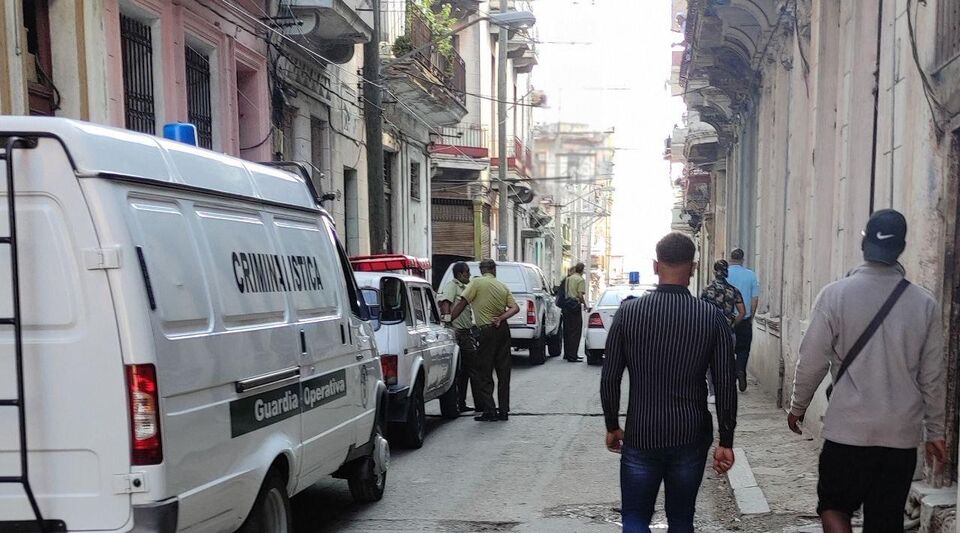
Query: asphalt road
291,349,749,532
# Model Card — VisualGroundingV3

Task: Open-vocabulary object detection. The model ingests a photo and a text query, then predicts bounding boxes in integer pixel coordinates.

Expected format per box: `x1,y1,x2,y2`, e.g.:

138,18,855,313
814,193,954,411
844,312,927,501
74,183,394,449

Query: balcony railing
430,125,489,158
382,1,466,103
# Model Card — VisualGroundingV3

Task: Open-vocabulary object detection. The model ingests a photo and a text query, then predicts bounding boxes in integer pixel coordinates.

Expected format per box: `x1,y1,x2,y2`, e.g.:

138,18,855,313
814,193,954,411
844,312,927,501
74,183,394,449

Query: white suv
356,273,460,449
438,262,561,364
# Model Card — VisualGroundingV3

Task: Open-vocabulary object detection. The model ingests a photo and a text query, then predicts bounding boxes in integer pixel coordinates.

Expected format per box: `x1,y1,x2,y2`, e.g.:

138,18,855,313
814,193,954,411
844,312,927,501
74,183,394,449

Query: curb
726,447,771,515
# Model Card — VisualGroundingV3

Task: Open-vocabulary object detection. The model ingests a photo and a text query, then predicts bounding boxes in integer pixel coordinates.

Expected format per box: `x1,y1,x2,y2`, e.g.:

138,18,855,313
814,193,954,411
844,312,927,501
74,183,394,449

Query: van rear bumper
132,498,178,533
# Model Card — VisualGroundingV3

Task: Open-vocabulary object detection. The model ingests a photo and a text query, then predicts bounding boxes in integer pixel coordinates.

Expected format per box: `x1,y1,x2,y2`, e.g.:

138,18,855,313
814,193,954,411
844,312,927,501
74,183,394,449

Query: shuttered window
938,0,960,65
185,45,213,149
120,15,156,134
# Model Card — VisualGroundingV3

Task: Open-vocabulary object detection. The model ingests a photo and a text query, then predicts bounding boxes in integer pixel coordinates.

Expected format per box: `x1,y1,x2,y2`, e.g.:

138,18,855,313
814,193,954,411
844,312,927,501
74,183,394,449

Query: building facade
427,0,541,281
674,0,960,500
532,122,615,296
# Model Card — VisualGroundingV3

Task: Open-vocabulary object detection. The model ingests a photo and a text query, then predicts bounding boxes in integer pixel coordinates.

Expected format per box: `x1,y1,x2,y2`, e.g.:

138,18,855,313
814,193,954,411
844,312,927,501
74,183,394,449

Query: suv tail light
381,354,398,386
126,364,162,465
526,300,536,325
588,313,604,329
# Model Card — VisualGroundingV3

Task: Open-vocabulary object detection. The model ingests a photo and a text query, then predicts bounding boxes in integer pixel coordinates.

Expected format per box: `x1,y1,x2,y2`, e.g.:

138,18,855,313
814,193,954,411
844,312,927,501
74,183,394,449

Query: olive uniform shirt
461,273,517,327
439,278,474,330
566,273,586,303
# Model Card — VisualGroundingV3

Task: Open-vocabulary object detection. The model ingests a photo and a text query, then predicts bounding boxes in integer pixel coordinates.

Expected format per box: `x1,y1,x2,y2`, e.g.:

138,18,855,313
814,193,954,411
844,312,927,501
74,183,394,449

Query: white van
0,117,388,533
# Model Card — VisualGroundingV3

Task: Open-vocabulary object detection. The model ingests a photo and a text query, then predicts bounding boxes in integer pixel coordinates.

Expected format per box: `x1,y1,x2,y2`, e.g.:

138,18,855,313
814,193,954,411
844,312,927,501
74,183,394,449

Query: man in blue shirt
726,248,760,392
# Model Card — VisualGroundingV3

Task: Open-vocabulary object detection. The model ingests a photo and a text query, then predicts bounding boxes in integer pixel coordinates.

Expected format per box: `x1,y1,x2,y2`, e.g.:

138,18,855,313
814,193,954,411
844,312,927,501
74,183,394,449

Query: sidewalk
717,377,825,532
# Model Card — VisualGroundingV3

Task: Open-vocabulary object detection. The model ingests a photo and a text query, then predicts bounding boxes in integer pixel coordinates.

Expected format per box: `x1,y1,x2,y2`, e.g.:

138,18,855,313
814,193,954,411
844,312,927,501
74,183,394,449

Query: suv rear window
489,265,526,292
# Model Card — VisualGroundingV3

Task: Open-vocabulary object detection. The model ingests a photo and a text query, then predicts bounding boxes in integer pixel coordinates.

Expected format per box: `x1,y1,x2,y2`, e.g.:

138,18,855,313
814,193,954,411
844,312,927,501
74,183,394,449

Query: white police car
584,284,653,365
356,271,460,449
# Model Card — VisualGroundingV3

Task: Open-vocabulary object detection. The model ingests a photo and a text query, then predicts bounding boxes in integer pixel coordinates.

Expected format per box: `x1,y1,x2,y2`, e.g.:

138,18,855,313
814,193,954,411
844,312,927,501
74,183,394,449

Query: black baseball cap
861,209,907,265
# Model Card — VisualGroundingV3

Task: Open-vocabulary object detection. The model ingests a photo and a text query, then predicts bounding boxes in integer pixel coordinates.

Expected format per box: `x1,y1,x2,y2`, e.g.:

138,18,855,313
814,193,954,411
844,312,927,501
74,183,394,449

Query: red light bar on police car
350,254,432,273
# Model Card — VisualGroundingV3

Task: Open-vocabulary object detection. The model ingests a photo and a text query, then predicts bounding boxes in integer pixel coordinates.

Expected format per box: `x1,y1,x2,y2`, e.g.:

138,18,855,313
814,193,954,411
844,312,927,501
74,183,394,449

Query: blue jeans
620,437,711,533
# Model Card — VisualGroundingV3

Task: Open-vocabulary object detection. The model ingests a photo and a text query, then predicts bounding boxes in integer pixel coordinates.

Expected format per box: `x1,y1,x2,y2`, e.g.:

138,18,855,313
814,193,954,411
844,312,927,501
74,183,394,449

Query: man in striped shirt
601,232,738,533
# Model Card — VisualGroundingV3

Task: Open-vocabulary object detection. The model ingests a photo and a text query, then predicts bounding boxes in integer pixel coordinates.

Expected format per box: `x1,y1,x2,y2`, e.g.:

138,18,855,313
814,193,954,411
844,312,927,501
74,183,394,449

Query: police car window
324,219,367,320
599,290,626,306
423,289,441,325
409,287,427,325
379,277,408,325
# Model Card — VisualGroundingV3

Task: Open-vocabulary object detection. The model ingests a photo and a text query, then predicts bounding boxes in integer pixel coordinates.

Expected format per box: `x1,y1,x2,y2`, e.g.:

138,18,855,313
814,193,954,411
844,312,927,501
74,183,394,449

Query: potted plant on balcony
406,0,457,78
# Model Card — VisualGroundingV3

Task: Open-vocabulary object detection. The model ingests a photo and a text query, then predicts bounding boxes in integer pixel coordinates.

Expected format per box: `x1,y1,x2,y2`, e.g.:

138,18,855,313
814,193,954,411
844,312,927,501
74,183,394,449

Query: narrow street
292,352,824,532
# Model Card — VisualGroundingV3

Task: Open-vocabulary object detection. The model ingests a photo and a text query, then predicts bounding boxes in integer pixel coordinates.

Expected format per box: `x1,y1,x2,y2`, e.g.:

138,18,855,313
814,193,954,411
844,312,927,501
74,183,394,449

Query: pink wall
103,0,271,162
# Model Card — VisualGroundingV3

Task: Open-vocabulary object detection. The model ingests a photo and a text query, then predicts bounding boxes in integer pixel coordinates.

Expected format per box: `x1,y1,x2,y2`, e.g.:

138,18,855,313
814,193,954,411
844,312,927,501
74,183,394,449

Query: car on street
585,284,654,365
0,117,388,533
356,272,461,449
438,262,561,364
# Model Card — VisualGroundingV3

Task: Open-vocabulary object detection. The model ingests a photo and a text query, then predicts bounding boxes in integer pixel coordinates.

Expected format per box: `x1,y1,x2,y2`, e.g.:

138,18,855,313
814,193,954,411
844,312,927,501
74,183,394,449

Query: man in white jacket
788,209,947,533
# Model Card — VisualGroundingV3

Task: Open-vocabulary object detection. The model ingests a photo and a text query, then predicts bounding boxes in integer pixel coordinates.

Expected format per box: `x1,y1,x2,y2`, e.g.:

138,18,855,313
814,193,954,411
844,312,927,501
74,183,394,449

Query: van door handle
355,353,365,361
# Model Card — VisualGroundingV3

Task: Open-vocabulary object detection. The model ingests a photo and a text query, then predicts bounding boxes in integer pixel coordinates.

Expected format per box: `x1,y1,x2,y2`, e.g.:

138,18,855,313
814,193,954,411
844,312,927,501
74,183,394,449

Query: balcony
381,1,468,126
284,0,372,62
491,136,533,179
430,125,489,181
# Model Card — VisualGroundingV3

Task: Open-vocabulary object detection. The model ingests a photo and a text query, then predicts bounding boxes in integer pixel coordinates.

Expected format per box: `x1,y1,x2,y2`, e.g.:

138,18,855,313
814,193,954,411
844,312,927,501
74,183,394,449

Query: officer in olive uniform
439,262,477,413
450,259,520,421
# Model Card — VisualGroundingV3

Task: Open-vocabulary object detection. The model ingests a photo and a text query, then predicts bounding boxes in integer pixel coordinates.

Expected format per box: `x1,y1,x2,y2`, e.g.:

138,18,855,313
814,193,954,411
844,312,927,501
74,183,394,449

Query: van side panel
0,141,131,530
123,191,303,532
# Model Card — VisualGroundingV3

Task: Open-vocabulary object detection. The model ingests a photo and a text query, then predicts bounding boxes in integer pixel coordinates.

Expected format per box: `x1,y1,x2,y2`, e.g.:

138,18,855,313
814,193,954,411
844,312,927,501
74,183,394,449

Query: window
494,265,527,292
938,0,960,65
236,63,261,156
22,0,55,116
185,44,213,149
384,152,395,250
410,161,421,201
424,289,441,325
327,219,368,320
121,14,157,134
344,167,359,255
409,286,426,325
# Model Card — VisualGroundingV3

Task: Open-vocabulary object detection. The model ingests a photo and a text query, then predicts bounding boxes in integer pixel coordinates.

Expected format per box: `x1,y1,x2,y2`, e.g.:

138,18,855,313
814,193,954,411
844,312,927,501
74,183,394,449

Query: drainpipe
868,0,884,214
474,197,484,259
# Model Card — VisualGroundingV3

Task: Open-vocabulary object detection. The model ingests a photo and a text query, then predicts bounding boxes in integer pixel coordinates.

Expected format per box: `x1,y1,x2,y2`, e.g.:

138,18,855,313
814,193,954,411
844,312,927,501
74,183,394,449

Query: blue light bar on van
163,123,199,146
628,271,640,285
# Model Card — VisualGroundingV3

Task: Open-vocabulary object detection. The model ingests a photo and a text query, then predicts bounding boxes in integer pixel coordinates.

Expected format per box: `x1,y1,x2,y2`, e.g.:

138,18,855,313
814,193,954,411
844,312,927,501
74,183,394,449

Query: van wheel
438,373,460,420
547,329,563,357
528,330,547,365
238,472,291,533
348,421,388,503
397,382,425,448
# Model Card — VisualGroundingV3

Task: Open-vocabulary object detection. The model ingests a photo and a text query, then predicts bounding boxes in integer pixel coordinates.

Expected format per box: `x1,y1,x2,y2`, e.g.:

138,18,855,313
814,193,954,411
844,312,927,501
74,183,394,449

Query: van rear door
0,140,131,529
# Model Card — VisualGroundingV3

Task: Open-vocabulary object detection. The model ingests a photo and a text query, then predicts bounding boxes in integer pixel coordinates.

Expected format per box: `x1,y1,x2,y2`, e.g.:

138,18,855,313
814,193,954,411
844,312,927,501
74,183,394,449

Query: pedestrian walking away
727,247,760,391
561,262,587,362
700,259,744,401
601,232,738,533
439,261,478,413
451,259,520,422
788,209,947,533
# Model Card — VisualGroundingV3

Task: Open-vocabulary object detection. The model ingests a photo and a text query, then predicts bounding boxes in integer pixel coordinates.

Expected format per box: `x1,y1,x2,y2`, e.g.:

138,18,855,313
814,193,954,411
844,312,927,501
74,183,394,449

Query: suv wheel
547,329,563,357
395,381,425,448
238,471,291,533
438,372,460,419
529,329,547,365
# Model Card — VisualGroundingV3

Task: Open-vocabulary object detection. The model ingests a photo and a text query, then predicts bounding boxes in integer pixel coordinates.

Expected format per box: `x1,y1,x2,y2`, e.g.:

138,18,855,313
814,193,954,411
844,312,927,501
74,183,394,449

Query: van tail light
380,354,398,386
588,313,604,329
126,364,163,465
526,300,536,325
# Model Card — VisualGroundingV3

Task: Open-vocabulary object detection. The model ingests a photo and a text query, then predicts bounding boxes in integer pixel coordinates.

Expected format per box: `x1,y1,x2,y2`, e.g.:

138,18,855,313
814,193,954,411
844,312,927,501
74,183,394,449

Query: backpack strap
828,278,910,398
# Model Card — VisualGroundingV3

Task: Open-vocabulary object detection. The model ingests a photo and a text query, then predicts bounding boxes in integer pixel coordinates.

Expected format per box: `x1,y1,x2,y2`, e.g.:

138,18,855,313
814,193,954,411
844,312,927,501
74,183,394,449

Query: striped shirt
600,284,738,449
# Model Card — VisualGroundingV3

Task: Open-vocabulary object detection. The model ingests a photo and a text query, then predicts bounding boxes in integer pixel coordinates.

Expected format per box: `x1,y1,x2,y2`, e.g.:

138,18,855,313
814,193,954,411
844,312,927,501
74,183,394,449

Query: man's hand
492,316,503,328
787,412,805,435
926,439,947,475
606,429,624,454
713,446,735,474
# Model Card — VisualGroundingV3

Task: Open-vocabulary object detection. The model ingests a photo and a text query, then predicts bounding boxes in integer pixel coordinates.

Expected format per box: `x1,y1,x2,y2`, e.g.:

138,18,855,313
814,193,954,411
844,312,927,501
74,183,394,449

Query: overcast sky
531,0,680,281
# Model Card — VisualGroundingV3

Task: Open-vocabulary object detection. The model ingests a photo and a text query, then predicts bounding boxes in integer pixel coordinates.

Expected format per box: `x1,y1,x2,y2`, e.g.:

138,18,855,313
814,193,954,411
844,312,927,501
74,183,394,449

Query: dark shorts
817,440,917,529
